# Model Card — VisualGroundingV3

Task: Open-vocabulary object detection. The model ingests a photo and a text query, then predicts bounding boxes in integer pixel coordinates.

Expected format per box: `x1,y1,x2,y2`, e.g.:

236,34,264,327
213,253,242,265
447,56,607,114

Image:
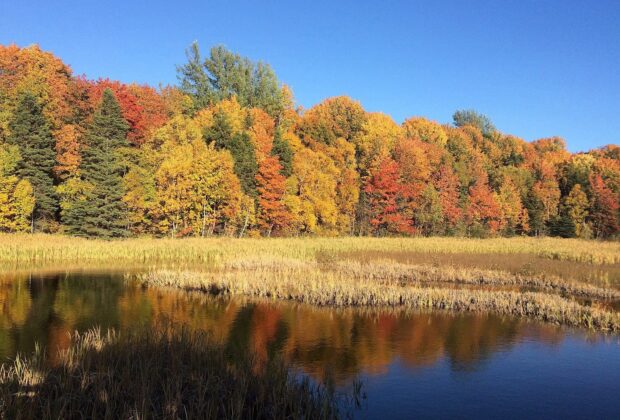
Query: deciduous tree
0,144,35,232
256,155,290,235
589,174,619,238
364,158,414,235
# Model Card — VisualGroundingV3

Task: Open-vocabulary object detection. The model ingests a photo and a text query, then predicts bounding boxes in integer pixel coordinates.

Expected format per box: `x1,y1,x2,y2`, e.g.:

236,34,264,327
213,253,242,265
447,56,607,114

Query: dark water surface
1,271,619,419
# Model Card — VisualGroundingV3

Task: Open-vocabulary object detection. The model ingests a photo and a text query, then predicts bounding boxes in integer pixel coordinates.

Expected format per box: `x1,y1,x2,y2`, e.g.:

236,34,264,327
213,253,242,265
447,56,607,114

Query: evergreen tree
271,129,293,177
176,42,213,110
452,109,496,137
8,92,57,230
229,132,258,197
203,109,234,150
62,89,129,238
177,42,284,116
525,190,547,236
549,214,575,238
204,110,258,196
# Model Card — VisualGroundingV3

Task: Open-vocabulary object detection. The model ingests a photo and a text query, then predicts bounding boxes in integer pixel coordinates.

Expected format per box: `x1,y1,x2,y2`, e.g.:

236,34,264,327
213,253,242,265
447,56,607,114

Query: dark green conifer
63,89,129,238
229,132,258,197
8,92,58,230
272,129,293,178
203,109,258,196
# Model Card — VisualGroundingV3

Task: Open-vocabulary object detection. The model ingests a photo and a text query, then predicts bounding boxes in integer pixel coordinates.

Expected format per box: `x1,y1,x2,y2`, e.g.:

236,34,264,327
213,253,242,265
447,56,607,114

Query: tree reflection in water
0,271,574,384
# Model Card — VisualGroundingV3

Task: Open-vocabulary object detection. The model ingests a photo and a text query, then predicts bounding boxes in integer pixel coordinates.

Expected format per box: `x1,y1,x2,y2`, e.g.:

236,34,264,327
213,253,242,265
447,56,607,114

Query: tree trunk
239,214,249,238
201,204,207,237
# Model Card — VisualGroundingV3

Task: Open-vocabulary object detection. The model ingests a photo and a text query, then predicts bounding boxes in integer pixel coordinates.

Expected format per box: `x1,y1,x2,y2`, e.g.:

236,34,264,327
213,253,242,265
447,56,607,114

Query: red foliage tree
128,84,169,138
256,155,290,235
364,158,415,235
589,174,619,238
466,174,502,234
434,164,462,227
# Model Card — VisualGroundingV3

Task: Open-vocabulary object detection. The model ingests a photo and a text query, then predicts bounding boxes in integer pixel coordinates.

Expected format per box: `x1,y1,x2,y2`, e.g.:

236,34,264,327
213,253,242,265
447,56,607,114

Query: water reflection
3,271,620,418
0,271,582,382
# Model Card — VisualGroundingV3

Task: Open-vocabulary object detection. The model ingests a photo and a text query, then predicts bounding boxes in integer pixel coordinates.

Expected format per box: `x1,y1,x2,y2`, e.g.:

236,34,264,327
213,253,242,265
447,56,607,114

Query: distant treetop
177,42,286,118
452,109,496,137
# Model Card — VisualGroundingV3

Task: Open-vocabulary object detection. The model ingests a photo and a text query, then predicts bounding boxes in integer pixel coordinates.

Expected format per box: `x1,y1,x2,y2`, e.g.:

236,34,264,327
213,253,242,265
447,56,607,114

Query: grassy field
2,234,620,267
0,326,355,419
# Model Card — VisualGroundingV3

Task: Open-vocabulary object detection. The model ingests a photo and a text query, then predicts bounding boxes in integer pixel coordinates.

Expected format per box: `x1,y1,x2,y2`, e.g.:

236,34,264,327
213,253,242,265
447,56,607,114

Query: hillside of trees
0,43,618,239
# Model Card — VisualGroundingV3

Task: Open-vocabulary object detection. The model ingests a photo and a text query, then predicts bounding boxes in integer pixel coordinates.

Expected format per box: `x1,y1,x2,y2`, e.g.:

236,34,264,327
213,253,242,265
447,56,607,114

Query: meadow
3,234,620,267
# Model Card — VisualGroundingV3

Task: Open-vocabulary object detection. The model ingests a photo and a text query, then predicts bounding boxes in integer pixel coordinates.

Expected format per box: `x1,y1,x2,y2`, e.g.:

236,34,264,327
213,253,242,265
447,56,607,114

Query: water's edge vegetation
3,234,620,333
0,326,356,419
134,266,620,333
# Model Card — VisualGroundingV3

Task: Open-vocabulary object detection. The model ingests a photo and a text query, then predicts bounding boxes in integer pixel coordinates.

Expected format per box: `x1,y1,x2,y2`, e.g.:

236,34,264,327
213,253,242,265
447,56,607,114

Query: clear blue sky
1,0,619,152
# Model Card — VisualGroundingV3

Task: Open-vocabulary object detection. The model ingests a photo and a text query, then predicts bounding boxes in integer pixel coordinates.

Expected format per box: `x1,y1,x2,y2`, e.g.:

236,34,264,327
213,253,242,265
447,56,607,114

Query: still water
1,271,619,419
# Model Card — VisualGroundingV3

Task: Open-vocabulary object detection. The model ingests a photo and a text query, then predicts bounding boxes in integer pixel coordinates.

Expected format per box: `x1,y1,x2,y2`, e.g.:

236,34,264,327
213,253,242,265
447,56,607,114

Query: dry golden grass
218,258,620,299
2,234,619,267
132,265,620,333
336,250,620,289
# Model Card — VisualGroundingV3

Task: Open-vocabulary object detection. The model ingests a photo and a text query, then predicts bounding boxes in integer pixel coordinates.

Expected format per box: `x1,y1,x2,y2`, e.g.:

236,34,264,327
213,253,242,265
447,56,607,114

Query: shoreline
133,268,620,334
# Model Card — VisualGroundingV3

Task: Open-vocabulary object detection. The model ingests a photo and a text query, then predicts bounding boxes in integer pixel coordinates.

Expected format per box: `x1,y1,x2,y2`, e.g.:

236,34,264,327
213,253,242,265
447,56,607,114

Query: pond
1,271,619,418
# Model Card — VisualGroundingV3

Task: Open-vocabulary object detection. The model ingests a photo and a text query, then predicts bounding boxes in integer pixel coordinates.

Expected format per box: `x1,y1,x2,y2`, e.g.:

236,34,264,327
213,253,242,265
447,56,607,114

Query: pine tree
229,132,259,197
272,129,293,177
204,110,258,196
203,109,234,150
63,89,129,238
8,92,57,230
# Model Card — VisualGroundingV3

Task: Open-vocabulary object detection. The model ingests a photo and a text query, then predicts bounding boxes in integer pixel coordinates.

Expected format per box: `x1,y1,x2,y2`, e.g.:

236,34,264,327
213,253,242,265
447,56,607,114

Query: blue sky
1,0,618,152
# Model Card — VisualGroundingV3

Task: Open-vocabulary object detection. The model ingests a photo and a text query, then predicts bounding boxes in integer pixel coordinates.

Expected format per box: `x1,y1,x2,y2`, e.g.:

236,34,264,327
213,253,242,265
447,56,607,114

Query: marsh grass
334,251,620,289
2,234,619,268
4,233,620,332
323,260,620,299
0,326,355,419
203,258,620,300
133,266,620,333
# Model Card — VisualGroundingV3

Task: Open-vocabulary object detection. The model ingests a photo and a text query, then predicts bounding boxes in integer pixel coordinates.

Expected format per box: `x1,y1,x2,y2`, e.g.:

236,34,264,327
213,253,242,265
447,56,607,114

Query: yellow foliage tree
402,117,448,147
0,144,35,232
289,147,339,234
149,116,243,236
355,112,402,175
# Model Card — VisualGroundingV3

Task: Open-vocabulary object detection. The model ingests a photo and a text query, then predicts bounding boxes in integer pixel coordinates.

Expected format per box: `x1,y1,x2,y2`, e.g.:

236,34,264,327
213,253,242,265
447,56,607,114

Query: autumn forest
0,43,618,239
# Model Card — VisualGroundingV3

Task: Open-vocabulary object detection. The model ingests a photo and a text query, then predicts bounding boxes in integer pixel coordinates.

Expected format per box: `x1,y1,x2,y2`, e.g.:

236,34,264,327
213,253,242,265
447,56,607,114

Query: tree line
0,43,618,239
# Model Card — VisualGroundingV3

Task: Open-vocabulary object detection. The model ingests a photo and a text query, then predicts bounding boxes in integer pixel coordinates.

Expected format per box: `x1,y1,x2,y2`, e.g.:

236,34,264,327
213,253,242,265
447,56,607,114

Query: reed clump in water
225,259,620,299
0,327,352,419
133,268,620,333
